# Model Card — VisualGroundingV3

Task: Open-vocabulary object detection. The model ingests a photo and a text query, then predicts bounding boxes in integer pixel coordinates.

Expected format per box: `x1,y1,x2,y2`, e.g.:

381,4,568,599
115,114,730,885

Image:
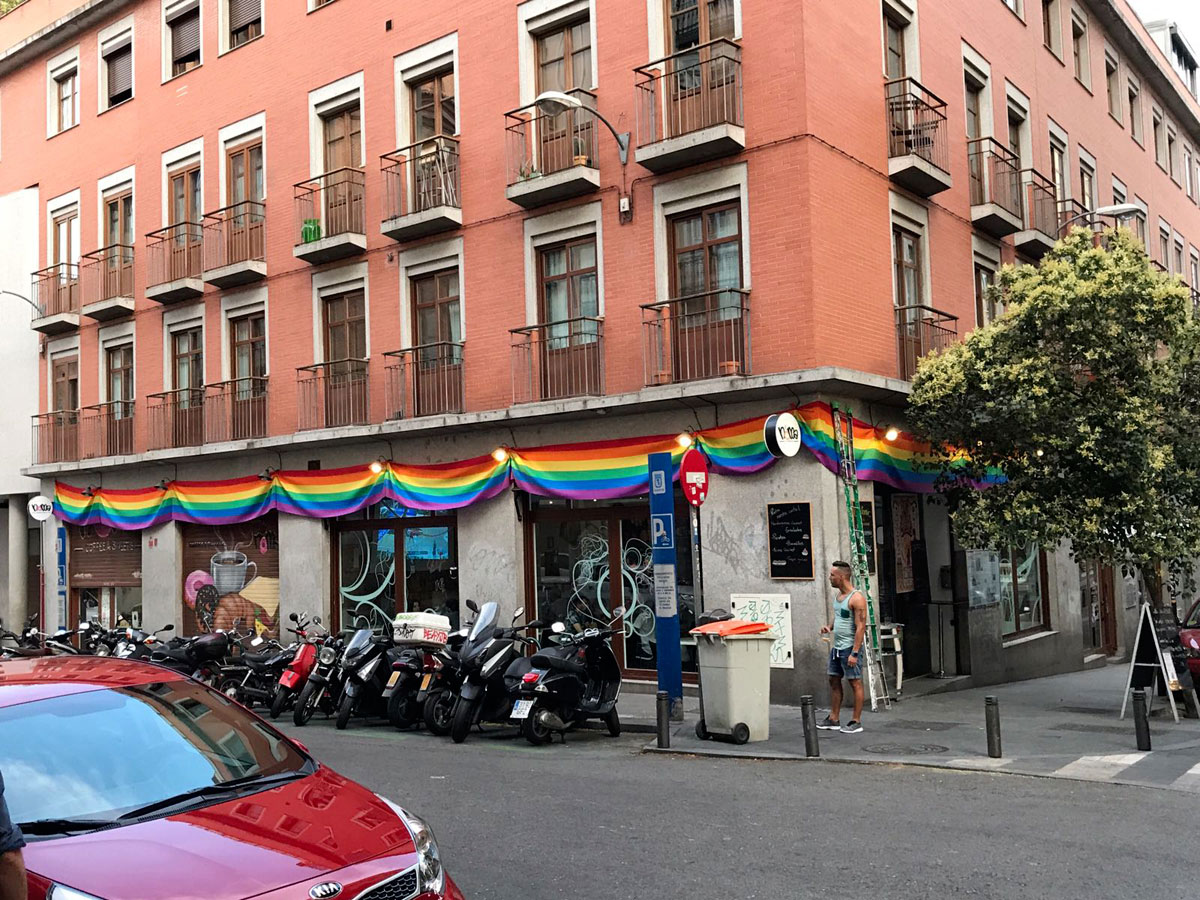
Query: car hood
23,766,416,900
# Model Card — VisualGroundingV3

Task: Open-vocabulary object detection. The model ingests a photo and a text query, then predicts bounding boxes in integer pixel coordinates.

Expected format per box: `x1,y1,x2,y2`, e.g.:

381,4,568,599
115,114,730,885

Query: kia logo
309,883,343,899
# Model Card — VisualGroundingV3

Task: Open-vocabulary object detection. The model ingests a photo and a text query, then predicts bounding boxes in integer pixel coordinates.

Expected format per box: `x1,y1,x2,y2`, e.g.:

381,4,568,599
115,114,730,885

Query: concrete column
456,494,524,624
278,513,329,628
141,521,181,632
2,497,21,628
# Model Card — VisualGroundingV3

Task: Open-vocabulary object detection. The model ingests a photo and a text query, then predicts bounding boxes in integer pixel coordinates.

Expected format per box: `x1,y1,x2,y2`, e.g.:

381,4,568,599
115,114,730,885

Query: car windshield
469,602,498,640
0,679,310,833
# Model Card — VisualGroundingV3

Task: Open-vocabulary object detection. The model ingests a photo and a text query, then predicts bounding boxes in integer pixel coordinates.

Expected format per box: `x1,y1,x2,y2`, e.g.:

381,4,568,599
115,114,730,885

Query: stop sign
680,448,709,507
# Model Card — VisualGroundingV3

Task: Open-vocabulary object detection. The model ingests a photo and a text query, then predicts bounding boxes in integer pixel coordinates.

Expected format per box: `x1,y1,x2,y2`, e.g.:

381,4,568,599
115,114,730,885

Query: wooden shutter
69,526,142,588
106,44,132,99
171,9,201,60
229,0,260,31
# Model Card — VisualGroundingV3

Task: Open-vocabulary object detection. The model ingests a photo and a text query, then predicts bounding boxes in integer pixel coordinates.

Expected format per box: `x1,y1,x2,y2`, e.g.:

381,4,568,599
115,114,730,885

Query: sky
1130,0,1200,53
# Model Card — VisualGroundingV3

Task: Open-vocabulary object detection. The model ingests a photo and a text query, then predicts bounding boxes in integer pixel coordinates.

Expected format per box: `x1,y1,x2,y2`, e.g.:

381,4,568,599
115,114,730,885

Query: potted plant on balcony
518,159,541,181
572,136,591,168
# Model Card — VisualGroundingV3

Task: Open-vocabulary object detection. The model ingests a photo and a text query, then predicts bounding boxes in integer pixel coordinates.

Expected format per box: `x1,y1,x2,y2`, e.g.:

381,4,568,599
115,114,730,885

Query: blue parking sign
651,512,674,549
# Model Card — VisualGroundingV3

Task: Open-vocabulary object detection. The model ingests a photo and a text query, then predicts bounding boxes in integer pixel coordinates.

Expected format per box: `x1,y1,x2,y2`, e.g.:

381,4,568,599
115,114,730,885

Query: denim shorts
827,646,862,680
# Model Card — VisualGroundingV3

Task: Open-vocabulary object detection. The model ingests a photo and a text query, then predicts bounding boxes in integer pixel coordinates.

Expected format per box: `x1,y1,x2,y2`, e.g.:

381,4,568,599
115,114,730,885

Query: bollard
656,691,671,749
800,694,820,758
1133,689,1152,751
985,695,1002,759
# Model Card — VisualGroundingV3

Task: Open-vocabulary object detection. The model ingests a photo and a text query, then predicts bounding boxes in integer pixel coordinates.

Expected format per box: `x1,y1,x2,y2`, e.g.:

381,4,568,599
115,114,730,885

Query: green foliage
0,0,26,16
909,228,1200,577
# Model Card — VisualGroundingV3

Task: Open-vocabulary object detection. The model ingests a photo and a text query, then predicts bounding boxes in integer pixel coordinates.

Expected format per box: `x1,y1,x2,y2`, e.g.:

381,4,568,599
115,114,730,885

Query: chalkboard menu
1152,606,1194,691
767,502,814,580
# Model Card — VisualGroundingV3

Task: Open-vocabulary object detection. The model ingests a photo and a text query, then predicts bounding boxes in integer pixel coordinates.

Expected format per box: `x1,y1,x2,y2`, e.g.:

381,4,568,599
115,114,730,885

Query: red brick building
3,0,1198,698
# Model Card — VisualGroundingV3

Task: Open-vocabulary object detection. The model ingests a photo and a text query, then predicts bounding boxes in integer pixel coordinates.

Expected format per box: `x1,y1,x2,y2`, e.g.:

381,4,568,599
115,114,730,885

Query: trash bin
690,618,774,744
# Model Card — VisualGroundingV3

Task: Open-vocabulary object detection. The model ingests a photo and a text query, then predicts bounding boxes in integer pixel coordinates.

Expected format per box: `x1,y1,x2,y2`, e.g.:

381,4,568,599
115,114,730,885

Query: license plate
511,699,534,720
251,637,264,647
420,673,433,691
386,671,401,689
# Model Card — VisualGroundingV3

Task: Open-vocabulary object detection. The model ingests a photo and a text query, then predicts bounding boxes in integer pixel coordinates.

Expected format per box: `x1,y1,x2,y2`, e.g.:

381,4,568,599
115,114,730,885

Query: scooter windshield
345,628,373,655
468,602,498,641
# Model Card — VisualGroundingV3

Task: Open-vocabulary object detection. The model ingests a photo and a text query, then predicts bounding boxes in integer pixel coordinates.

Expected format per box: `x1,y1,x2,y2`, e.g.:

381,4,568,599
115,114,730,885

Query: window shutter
106,45,132,100
172,10,201,61
229,0,260,32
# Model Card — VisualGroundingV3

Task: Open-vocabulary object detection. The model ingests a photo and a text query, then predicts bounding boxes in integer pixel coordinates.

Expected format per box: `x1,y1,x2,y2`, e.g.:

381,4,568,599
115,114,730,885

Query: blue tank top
832,591,859,651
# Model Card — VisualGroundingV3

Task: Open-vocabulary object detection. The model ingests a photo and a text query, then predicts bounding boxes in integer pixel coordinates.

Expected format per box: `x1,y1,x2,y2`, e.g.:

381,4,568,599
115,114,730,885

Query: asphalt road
279,715,1194,900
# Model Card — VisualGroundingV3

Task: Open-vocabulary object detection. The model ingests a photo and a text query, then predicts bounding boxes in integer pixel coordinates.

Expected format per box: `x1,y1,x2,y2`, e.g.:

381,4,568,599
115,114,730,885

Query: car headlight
378,798,444,894
48,885,106,900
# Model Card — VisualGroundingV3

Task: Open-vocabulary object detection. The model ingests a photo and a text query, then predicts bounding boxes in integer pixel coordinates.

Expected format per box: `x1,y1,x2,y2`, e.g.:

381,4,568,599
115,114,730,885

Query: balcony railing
80,245,134,309
1150,259,1169,274
1056,197,1091,231
634,39,743,147
505,88,600,185
32,410,79,465
384,343,465,419
297,359,369,430
968,137,1022,220
80,400,134,459
206,377,269,443
641,289,750,386
511,318,604,404
147,388,206,450
896,304,958,381
203,202,265,273
147,222,203,288
1020,170,1058,239
31,263,79,320
295,168,365,244
382,136,461,221
885,77,950,175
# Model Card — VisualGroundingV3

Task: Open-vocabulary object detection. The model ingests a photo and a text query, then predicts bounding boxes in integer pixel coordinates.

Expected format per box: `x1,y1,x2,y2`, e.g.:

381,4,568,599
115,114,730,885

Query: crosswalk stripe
1171,761,1200,792
1052,753,1148,781
944,757,1009,768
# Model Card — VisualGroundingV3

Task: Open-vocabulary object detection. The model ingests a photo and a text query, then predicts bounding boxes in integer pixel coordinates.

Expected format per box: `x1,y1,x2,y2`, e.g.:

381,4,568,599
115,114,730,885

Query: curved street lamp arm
1,290,42,315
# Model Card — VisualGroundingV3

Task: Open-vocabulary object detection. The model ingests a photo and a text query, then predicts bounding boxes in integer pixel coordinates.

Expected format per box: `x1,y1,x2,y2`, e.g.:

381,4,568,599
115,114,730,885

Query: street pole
648,451,683,719
690,504,704,615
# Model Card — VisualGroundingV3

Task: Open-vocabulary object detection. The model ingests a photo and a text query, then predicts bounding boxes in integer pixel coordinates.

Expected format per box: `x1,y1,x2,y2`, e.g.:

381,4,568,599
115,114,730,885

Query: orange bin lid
689,619,772,636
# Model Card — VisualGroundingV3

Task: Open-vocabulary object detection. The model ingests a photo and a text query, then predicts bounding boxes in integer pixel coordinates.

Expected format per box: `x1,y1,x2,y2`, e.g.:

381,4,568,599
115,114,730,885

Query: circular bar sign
680,448,709,507
764,412,802,458
27,495,54,521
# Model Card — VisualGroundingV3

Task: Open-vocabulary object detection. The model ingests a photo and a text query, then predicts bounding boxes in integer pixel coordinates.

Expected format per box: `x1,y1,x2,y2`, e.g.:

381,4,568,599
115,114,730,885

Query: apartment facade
2,0,1199,700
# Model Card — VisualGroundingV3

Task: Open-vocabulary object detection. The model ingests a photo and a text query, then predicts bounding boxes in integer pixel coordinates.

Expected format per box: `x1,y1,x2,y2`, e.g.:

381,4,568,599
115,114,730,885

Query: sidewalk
625,666,1200,793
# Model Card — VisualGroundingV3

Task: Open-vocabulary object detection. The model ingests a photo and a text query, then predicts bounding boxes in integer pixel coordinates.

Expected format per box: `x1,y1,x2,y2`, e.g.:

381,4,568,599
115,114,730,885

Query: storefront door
875,486,932,677
68,525,142,629
1079,560,1117,655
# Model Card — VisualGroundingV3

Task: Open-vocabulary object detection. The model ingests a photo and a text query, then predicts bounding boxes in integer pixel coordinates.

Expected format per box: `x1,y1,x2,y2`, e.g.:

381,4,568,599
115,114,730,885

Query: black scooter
417,628,469,736
149,615,230,685
512,607,624,745
334,628,398,730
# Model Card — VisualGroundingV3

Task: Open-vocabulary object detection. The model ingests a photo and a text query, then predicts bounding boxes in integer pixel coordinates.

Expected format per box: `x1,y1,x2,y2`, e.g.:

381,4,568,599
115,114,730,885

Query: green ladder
832,402,891,711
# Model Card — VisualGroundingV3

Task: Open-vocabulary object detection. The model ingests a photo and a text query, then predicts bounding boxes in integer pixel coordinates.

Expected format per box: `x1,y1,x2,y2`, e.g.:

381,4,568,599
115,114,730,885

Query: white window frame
46,336,80,408
1078,145,1097,210
1042,0,1063,58
1112,175,1127,206
1001,0,1023,19
962,42,993,138
1167,121,1181,184
162,304,206,391
1128,75,1143,145
1190,247,1200,288
218,112,266,208
517,0,598,109
522,201,603,327
1070,5,1090,89
972,235,1002,326
97,320,135,404
219,0,265,55
1103,46,1120,123
1158,219,1172,267
220,286,268,379
308,71,365,178
396,237,466,349
881,0,921,81
1152,104,1166,169
1005,82,1031,168
46,189,81,269
98,17,134,113
1048,118,1071,201
162,0,202,83
393,33,459,151
1186,145,1195,200
1173,234,1186,278
889,192,933,309
96,165,135,247
161,137,204,227
311,262,370,362
46,45,81,138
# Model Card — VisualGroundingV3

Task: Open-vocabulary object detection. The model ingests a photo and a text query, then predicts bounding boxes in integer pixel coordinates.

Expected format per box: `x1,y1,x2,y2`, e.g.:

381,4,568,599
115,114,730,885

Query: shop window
999,544,1048,637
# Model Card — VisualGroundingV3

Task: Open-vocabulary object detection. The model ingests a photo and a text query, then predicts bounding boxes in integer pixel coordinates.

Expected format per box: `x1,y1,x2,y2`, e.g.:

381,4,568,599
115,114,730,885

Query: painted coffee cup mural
181,514,279,638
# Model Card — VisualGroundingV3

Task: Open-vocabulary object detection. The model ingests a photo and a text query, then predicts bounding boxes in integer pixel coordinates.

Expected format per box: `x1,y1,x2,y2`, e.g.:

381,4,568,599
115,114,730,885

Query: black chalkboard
767,502,814,580
1130,605,1194,691
1152,606,1194,691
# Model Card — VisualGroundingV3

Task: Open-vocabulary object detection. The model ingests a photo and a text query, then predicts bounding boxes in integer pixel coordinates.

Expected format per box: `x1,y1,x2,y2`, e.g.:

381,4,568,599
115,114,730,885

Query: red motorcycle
269,612,325,719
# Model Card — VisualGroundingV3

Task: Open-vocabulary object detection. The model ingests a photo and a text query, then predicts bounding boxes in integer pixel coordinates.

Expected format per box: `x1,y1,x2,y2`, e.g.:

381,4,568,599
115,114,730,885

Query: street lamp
1057,202,1142,236
533,90,631,166
0,289,42,315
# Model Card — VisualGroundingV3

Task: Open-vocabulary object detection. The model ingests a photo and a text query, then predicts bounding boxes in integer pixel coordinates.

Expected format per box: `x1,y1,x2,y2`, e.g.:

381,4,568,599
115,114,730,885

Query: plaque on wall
766,502,814,580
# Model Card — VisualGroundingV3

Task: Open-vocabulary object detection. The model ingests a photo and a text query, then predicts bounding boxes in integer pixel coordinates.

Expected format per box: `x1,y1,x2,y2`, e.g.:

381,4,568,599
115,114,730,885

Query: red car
1181,598,1200,684
0,656,464,900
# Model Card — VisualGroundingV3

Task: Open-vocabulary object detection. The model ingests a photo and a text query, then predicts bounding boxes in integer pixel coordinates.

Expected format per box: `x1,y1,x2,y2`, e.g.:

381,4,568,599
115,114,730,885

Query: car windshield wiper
115,768,311,821
18,817,118,836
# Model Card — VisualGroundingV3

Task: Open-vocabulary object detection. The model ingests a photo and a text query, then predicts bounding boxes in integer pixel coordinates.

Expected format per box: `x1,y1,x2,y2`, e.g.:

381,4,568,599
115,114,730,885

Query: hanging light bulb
492,447,510,463
369,460,384,474
676,432,694,448
1036,448,1044,457
884,426,900,442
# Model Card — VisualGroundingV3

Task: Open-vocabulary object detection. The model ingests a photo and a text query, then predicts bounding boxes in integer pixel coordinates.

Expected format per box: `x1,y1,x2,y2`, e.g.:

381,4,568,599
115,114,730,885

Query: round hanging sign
680,448,710,507
764,412,802,458
27,495,54,521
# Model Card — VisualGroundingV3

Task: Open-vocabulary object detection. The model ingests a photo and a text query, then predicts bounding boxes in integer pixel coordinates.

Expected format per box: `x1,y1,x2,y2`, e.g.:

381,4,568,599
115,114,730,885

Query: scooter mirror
466,599,479,613
161,624,175,632
78,622,90,632
289,612,299,622
551,622,566,634
313,616,322,624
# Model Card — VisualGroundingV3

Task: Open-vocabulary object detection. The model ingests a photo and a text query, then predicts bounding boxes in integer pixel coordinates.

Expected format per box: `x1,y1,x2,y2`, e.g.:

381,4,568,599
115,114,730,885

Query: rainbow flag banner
52,404,989,530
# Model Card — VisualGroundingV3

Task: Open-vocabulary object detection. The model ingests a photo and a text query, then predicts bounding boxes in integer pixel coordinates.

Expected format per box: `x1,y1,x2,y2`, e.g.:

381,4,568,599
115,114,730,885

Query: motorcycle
511,607,625,745
149,614,230,685
0,616,44,658
112,624,177,660
334,629,400,730
270,613,325,719
217,625,292,709
381,611,451,731
416,628,469,736
292,631,346,727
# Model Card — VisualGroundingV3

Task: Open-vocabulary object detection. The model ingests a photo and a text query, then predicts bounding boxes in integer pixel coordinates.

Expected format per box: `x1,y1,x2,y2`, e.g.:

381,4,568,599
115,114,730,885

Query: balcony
147,388,205,451
634,39,744,173
146,223,204,304
511,318,604,404
293,168,367,264
79,245,135,321
1014,170,1058,259
32,410,79,465
30,264,80,335
505,89,600,208
884,78,952,197
1056,197,1090,233
381,137,462,241
896,304,958,381
968,138,1023,238
384,343,465,419
206,377,269,443
203,202,266,288
80,400,134,459
297,359,369,430
641,289,750,386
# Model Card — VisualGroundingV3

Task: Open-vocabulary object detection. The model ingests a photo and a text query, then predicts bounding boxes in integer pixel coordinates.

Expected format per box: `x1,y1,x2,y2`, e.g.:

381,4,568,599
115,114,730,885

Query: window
1160,226,1171,267
1112,178,1126,207
670,202,742,302
169,165,201,225
1079,158,1095,211
1174,239,1185,277
322,105,361,172
884,10,906,80
168,5,201,77
1128,79,1142,143
1132,201,1147,245
53,358,79,411
1153,109,1165,169
1105,51,1119,120
229,0,261,49
412,269,462,348
668,0,735,55
1000,544,1048,637
1049,135,1068,202
227,141,264,206
105,191,133,248
53,208,79,269
106,344,134,413
1001,0,1021,15
964,78,982,140
1168,127,1179,182
54,67,77,132
535,18,592,94
102,40,132,108
1042,0,1060,55
323,290,366,362
172,327,203,391
1187,147,1195,200
539,238,598,330
1007,108,1025,166
892,225,921,308
1190,252,1199,289
974,263,1000,326
231,312,266,381
411,71,456,142
1071,13,1089,86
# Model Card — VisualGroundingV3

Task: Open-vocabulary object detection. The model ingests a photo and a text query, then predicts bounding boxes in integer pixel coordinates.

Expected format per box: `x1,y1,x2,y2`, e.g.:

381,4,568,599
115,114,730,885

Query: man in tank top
817,560,867,734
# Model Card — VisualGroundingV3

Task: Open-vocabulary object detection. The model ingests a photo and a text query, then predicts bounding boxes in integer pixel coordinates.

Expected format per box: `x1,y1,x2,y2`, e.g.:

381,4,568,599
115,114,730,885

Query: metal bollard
1133,689,1152,751
800,694,820,758
656,691,671,749
985,695,1002,759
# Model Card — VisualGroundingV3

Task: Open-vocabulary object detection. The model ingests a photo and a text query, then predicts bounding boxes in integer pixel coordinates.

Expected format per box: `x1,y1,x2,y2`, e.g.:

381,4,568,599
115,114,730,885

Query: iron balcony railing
511,317,604,404
641,289,750,386
206,377,269,442
1056,197,1089,232
297,359,369,430
203,201,265,271
968,137,1022,220
80,245,134,306
634,39,743,147
295,167,365,244
147,222,203,287
505,88,600,185
147,387,206,450
31,263,79,320
1150,259,1169,273
896,304,958,381
382,136,461,220
80,400,135,459
1021,170,1058,238
884,77,950,174
32,410,80,464
384,342,465,419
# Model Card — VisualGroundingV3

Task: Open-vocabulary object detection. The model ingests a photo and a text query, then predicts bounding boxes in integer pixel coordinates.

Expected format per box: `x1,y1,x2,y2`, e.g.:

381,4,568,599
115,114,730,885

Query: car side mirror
466,599,479,613
551,622,566,634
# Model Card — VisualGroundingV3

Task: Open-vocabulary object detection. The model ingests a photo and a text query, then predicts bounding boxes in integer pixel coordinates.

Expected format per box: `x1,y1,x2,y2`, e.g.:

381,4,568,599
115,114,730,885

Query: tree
908,228,1200,586
0,1,25,15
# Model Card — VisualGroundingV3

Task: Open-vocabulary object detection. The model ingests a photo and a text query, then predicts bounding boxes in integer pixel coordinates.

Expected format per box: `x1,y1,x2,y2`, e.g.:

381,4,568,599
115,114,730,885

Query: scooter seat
530,650,586,675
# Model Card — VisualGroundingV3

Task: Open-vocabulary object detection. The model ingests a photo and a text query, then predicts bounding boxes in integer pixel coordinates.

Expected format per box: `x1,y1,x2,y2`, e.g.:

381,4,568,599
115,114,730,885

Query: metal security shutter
171,9,201,61
69,526,142,588
106,45,132,100
229,0,260,31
